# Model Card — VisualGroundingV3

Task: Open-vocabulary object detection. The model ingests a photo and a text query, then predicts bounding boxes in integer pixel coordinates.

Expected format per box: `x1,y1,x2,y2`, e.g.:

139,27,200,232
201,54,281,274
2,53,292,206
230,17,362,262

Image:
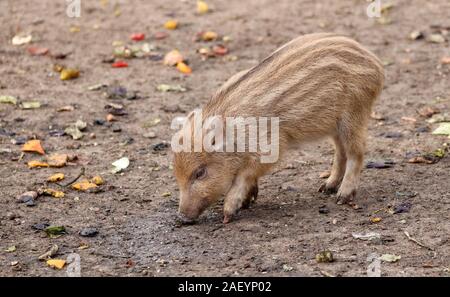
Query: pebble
143,131,157,139
79,227,99,237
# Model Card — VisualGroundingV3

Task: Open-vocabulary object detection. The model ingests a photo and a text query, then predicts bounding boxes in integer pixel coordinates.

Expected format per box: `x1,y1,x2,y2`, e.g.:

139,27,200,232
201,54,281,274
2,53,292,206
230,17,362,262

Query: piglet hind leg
319,134,347,194
336,126,366,204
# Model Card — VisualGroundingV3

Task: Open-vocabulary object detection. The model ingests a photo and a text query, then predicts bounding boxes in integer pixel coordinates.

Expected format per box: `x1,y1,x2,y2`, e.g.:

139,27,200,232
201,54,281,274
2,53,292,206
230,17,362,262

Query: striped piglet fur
174,33,384,223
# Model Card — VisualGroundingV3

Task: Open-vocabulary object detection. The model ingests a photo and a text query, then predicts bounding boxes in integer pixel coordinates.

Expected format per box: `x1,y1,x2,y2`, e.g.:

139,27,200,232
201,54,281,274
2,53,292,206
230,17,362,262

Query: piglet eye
194,167,207,180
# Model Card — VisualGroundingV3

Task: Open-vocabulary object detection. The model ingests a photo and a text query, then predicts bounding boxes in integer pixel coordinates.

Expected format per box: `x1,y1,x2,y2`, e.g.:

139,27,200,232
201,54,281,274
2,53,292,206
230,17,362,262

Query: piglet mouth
176,213,197,225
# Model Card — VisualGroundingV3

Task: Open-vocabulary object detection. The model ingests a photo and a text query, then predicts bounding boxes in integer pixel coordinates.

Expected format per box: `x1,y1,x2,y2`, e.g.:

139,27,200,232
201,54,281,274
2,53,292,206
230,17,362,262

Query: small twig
404,231,435,251
320,270,336,277
56,167,85,187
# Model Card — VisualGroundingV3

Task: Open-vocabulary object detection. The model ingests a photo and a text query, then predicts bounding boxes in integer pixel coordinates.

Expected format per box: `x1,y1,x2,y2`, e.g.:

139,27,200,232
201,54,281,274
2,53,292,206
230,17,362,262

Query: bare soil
0,0,449,276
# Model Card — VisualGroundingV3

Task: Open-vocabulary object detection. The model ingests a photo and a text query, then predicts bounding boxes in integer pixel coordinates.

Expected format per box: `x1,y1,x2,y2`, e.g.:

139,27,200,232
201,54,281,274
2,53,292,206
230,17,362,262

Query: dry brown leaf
22,140,45,155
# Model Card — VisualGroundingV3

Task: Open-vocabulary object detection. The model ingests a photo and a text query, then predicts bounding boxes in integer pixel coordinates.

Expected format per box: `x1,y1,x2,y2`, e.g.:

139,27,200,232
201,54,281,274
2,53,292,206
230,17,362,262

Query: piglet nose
177,212,196,225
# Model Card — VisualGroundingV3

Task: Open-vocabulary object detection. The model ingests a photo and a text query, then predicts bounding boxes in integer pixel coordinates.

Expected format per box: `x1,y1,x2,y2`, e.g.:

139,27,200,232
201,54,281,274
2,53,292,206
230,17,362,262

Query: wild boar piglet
173,33,384,223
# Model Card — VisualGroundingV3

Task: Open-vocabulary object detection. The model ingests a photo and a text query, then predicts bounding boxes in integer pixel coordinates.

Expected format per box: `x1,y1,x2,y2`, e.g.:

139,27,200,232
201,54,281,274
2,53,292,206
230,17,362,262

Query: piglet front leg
223,170,257,224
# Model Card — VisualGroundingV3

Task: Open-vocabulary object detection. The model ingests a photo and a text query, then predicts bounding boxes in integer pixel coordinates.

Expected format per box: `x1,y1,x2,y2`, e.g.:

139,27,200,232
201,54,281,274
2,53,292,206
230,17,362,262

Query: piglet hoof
242,184,259,209
223,214,232,224
318,183,337,195
336,189,356,205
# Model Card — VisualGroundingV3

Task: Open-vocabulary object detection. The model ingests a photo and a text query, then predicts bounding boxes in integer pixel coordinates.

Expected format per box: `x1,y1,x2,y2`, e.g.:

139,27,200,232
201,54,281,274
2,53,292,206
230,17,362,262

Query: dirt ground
1,0,449,277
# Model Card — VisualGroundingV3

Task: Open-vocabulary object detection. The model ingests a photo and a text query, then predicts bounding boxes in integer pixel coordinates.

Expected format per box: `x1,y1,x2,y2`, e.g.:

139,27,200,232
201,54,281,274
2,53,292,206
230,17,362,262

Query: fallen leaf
47,173,65,182
428,34,445,43
380,254,401,263
418,106,439,118
65,126,83,140
201,31,218,41
43,188,65,198
111,157,130,173
47,154,68,168
154,32,169,40
112,60,129,68
72,180,98,191
60,68,80,80
427,113,450,124
163,50,184,66
197,0,209,14
69,26,81,33
352,232,381,241
20,101,41,109
5,246,16,253
371,217,382,223
44,226,66,238
130,33,145,41
22,140,45,155
161,192,171,197
38,244,59,260
408,155,437,164
212,44,228,56
315,251,334,263
176,62,192,74
47,259,66,270
401,116,417,123
164,20,178,30
0,95,18,105
12,33,32,45
156,84,187,92
27,46,49,56
432,122,450,138
91,176,104,185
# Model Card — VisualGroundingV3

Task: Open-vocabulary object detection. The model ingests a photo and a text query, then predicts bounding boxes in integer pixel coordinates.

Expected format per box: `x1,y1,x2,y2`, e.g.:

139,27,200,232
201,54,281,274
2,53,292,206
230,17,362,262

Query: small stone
152,142,169,152
6,212,17,220
17,191,38,206
319,205,329,214
143,131,157,139
79,227,99,237
93,119,105,125
409,31,424,40
111,124,122,132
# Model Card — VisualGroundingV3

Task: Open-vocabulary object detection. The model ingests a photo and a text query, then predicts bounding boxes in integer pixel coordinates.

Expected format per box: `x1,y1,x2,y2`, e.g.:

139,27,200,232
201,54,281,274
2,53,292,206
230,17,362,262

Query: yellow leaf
371,217,382,223
60,68,80,81
163,50,184,66
176,62,192,74
164,20,178,30
46,259,66,270
91,176,104,185
47,154,68,168
43,188,65,198
47,173,65,182
202,31,218,41
28,160,49,168
197,1,209,14
22,140,45,155
69,26,80,33
72,180,98,191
